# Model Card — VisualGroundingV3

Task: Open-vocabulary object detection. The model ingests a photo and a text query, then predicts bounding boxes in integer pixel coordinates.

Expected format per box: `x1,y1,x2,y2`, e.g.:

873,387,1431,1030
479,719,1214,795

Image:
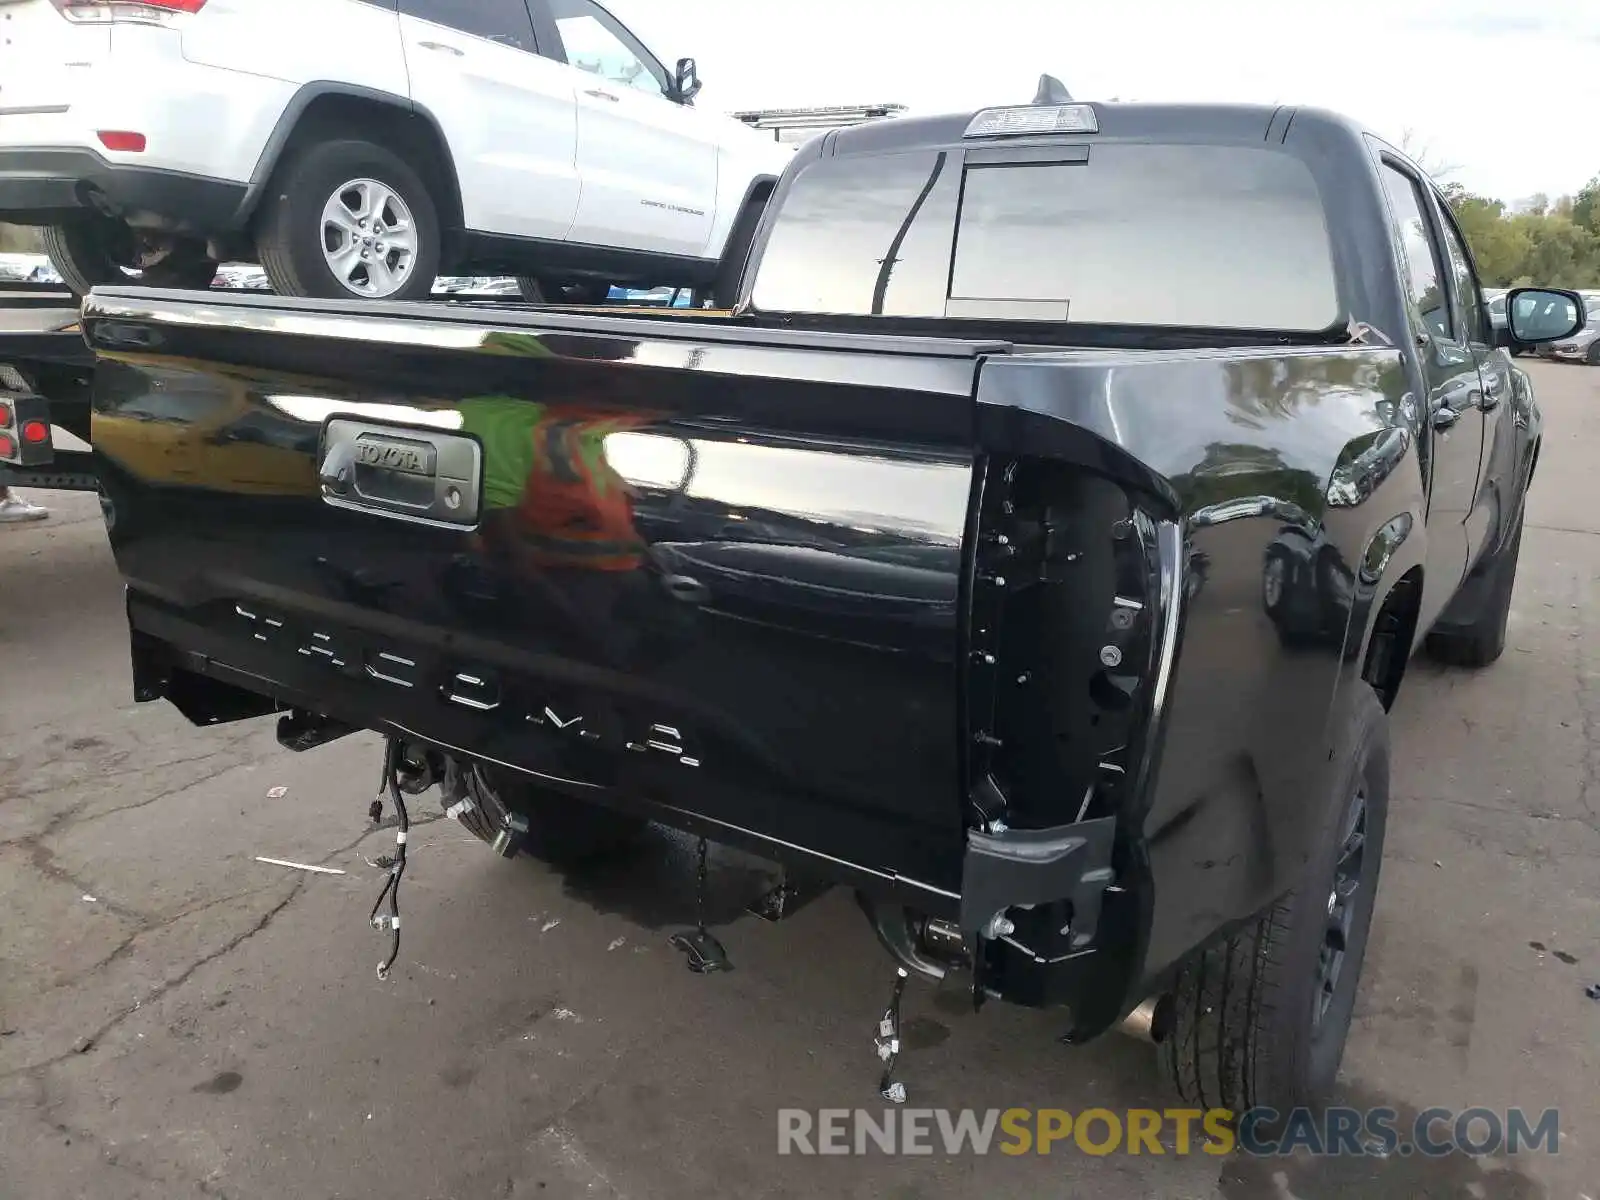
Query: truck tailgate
86,289,1004,902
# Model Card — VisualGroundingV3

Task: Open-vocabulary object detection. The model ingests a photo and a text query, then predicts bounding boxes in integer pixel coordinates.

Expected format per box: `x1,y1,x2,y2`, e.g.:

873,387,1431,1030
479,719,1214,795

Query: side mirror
1504,287,1586,346
672,56,701,104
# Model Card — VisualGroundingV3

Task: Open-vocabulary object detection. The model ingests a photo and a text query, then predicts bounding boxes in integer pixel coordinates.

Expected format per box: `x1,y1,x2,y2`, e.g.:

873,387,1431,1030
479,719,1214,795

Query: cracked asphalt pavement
2,362,1597,1200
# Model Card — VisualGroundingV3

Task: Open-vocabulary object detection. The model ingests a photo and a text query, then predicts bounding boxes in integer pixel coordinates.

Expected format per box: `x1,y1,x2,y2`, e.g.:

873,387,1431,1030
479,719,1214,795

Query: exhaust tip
1118,995,1174,1045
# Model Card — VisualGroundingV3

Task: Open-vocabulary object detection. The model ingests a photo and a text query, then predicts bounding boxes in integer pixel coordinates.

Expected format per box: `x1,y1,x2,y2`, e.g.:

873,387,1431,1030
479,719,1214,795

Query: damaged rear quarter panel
974,342,1423,1006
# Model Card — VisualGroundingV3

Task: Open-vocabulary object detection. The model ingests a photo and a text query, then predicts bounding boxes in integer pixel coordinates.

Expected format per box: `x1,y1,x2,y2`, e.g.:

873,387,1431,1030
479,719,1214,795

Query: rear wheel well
713,178,777,308
1362,567,1423,710
743,178,776,219
252,95,464,265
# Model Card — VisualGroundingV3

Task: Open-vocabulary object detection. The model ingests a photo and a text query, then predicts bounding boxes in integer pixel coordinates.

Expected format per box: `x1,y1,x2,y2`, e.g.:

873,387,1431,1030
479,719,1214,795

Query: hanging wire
368,735,410,980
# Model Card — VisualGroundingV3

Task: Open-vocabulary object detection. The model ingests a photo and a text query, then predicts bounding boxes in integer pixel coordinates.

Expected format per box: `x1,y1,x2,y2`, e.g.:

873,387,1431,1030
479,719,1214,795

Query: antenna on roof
1033,74,1073,104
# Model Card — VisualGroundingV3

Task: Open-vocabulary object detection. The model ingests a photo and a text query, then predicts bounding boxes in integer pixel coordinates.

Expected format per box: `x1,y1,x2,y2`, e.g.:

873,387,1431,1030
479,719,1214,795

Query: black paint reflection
91,325,980,892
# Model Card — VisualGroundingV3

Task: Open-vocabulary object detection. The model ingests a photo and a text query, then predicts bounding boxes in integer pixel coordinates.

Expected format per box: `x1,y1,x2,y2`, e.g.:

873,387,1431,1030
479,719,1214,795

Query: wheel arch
1361,565,1424,711
713,173,778,309
232,84,465,259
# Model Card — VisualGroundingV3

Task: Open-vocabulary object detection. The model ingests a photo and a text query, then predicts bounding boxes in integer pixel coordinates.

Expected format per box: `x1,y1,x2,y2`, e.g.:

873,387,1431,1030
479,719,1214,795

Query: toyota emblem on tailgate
355,435,435,476
319,418,482,530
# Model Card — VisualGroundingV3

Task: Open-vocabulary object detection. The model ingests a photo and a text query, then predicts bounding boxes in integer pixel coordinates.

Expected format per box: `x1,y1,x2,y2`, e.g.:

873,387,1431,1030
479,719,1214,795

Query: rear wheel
1261,546,1290,617
256,138,440,301
442,760,646,864
1164,686,1388,1117
43,216,217,296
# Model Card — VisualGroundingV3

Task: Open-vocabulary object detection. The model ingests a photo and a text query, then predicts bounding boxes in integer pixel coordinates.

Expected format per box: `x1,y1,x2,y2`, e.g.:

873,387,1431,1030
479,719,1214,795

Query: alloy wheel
1313,783,1368,1032
320,178,419,299
1263,555,1286,610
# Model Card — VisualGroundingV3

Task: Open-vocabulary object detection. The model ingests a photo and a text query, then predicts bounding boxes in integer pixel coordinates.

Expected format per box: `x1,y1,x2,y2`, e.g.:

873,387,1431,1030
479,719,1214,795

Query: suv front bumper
0,147,246,234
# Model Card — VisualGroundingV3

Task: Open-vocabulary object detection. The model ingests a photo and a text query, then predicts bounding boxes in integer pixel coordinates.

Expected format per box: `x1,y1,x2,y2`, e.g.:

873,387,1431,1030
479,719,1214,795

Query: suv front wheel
256,138,441,302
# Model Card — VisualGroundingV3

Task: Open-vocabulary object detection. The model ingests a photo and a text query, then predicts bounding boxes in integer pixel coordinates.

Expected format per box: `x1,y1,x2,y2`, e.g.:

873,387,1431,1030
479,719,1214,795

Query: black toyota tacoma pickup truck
79,98,1584,1115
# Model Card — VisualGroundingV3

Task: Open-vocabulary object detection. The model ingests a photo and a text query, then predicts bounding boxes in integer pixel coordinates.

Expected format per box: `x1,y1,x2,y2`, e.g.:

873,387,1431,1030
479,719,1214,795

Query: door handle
319,419,483,529
1481,375,1505,410
1430,405,1461,431
584,88,620,102
416,40,464,56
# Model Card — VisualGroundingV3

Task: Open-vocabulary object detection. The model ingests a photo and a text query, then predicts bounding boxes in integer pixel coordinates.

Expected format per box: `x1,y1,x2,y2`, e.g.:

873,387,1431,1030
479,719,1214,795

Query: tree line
1447,175,1600,290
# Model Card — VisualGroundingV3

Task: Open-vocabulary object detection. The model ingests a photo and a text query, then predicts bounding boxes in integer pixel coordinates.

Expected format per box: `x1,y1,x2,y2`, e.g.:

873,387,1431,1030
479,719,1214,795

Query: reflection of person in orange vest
459,395,652,572
520,410,648,570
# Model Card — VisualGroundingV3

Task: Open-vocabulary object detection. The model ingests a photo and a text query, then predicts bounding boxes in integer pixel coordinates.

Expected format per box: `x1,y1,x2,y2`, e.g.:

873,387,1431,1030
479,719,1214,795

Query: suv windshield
752,142,1341,331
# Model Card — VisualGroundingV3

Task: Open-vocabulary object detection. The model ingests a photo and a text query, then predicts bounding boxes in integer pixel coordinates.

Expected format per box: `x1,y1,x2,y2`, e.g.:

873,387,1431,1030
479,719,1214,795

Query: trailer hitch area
275,709,359,754
856,894,967,983
957,816,1117,951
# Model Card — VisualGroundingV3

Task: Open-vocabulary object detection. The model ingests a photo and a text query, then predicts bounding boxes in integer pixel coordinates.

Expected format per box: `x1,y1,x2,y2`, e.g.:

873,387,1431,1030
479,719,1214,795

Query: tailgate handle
318,418,483,530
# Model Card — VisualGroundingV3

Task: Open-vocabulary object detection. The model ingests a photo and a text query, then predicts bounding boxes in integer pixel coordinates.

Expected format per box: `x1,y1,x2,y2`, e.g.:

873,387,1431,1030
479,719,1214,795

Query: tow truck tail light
51,0,207,25
0,393,54,468
963,104,1100,139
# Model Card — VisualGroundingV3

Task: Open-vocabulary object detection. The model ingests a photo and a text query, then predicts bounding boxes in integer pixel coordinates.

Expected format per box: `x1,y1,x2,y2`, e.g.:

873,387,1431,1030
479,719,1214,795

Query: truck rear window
752,143,1341,332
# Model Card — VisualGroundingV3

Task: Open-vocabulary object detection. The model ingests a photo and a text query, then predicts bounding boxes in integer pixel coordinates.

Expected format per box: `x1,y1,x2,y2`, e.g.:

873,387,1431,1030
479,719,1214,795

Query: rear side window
753,143,1341,331
401,0,537,50
751,152,959,318
1435,207,1485,343
1377,162,1451,340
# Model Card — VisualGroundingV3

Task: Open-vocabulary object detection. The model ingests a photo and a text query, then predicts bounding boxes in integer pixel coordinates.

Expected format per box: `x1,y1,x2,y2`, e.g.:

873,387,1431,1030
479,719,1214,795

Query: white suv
0,0,792,302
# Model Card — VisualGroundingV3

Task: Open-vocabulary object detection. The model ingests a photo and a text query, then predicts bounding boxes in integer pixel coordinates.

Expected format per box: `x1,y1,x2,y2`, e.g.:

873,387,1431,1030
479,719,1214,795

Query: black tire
1424,508,1524,668
516,277,609,305
1587,341,1600,366
441,761,645,864
42,217,217,296
256,138,440,301
1164,686,1388,1118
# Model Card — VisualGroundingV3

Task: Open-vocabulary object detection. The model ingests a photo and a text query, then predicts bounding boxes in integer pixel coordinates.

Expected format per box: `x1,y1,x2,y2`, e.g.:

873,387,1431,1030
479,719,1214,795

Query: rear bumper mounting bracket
957,816,1116,949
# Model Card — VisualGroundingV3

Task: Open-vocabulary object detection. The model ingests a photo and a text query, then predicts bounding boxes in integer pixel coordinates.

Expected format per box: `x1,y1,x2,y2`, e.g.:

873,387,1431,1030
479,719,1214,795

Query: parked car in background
0,0,790,303
212,263,272,291
1485,290,1522,353
1543,298,1600,365
0,252,62,285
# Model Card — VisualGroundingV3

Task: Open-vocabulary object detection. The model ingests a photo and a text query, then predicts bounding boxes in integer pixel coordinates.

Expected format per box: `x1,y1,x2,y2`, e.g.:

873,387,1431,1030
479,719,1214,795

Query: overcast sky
608,0,1600,204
